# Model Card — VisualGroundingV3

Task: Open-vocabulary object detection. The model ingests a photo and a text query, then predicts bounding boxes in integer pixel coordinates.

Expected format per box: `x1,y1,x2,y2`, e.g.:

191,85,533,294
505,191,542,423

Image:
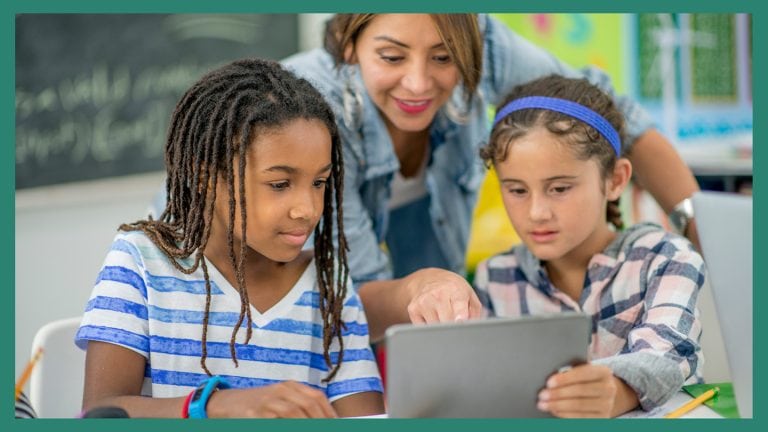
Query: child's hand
206,381,337,418
536,364,632,418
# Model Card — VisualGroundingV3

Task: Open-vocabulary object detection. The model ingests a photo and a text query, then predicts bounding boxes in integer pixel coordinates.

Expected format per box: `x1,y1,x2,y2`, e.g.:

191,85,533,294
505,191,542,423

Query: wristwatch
187,376,230,419
668,197,695,235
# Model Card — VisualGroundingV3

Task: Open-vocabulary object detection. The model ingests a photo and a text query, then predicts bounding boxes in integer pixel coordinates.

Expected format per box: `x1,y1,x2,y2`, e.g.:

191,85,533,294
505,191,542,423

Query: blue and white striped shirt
76,231,383,401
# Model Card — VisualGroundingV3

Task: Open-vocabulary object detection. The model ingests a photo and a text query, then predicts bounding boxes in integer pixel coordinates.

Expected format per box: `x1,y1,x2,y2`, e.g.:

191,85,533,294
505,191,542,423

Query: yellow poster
493,14,625,90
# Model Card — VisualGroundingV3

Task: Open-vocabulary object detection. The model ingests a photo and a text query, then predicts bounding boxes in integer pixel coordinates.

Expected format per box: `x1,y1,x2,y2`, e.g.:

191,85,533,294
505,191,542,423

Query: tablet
385,313,590,418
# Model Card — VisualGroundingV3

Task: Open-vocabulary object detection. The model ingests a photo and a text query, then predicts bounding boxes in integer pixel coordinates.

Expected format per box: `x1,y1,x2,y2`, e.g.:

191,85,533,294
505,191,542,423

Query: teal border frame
5,1,762,432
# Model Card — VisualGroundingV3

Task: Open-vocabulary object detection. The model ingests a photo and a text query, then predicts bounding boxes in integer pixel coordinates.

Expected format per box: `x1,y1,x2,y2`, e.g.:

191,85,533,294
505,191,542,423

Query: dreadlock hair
479,75,627,229
119,58,349,382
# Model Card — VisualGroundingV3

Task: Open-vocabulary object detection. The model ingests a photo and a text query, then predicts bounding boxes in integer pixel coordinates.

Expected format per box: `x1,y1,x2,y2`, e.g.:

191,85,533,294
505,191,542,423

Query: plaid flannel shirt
473,223,706,410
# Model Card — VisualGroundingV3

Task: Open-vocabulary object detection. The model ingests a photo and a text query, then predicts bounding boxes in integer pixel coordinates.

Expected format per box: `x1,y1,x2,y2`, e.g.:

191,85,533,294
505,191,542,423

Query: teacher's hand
402,268,484,324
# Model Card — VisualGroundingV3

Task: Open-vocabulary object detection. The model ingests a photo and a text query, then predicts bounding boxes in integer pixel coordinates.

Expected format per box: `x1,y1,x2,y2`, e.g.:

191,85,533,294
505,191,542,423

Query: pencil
664,386,719,419
15,347,44,401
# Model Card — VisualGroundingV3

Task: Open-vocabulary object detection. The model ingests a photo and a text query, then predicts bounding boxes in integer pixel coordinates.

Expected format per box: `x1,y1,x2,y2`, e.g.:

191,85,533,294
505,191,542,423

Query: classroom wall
13,12,330,389
14,171,165,380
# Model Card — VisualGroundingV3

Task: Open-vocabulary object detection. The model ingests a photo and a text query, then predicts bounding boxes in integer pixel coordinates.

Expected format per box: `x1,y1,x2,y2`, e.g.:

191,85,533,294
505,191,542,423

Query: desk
619,391,721,419
348,392,722,419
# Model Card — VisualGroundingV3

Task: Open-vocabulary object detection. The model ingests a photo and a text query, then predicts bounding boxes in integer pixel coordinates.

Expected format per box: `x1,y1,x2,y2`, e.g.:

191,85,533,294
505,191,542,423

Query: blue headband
492,96,621,156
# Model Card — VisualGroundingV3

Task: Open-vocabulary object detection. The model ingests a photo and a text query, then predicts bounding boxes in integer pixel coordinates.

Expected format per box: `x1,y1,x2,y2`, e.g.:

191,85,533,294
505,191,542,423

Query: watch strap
181,390,194,418
668,197,695,235
187,376,230,419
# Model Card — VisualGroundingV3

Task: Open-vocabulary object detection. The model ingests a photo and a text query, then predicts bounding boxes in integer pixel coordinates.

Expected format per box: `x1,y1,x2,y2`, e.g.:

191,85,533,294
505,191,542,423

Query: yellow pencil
664,387,719,419
15,347,44,401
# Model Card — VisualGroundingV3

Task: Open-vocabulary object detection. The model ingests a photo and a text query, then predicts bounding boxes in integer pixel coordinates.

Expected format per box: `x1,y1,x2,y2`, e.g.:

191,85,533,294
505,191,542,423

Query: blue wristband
187,376,230,419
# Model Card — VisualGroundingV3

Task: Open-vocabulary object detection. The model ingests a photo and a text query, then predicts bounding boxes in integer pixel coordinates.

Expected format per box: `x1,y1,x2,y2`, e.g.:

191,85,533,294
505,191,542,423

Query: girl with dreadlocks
473,75,705,417
75,58,384,418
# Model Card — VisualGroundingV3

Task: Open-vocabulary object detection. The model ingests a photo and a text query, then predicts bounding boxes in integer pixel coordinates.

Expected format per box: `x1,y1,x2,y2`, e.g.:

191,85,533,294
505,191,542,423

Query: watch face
191,386,206,402
669,198,695,234
670,211,688,233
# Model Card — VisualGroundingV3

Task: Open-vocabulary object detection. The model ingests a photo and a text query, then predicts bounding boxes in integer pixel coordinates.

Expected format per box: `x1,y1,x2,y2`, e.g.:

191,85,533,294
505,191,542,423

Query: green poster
690,14,738,102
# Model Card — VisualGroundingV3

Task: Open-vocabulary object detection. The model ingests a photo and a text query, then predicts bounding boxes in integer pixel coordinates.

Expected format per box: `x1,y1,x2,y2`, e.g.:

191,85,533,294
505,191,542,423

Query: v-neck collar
203,257,316,328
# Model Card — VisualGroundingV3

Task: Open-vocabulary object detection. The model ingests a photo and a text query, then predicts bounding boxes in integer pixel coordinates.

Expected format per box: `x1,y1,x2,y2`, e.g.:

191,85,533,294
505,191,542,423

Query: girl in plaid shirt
474,75,705,417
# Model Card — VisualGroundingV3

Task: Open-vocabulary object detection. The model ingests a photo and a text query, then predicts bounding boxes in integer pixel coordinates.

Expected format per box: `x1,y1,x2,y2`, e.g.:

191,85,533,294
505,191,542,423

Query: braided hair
120,58,349,381
480,75,627,229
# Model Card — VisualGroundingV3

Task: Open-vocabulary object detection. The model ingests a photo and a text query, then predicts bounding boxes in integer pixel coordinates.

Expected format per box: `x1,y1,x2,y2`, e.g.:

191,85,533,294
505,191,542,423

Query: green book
682,382,740,419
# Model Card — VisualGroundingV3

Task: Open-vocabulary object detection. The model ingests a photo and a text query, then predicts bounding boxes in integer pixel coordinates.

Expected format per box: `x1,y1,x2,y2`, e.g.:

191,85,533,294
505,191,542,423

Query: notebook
385,313,590,418
692,191,752,418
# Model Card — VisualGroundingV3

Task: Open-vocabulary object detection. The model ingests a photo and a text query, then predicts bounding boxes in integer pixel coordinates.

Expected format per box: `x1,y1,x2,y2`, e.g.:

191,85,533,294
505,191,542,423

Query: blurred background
16,13,752,386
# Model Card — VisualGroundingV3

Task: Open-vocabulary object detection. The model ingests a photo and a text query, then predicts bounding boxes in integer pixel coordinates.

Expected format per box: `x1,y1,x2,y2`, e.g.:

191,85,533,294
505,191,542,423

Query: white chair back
29,316,85,418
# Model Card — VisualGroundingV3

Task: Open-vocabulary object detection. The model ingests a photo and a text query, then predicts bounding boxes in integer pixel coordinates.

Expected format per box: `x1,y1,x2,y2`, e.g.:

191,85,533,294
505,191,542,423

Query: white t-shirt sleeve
75,233,151,358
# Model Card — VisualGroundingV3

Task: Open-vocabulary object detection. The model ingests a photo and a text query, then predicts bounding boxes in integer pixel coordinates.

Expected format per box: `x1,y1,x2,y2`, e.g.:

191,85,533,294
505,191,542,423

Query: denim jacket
282,14,655,287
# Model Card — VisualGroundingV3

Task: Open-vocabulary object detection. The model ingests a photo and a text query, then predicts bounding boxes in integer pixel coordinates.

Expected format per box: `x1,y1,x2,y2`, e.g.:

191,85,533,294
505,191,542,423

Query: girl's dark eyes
269,181,289,191
550,186,572,194
268,179,327,190
507,188,527,196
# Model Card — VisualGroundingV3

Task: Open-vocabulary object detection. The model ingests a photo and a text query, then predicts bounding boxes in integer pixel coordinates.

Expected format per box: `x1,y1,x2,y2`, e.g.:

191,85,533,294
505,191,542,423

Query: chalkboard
16,14,299,189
